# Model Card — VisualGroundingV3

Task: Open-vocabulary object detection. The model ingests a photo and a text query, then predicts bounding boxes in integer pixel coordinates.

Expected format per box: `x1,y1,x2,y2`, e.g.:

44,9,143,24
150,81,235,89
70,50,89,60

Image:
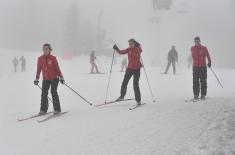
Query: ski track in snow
0,50,235,155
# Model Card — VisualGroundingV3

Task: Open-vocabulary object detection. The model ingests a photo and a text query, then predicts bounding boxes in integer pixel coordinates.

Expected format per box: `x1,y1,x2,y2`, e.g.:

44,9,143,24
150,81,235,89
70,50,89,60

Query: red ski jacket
191,44,211,67
36,54,63,80
117,47,142,70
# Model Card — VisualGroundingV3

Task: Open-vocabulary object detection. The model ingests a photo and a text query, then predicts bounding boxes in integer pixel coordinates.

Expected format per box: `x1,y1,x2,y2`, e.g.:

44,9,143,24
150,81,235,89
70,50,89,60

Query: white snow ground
0,50,235,155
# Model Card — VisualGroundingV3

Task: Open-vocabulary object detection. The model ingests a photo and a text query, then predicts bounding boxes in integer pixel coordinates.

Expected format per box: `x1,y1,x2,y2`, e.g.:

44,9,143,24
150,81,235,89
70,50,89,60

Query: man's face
43,46,51,55
129,41,136,48
194,39,201,46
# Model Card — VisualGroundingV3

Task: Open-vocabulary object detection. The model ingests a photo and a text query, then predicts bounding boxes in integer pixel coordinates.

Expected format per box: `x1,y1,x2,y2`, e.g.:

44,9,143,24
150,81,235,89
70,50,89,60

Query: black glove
207,62,211,68
34,80,39,86
113,44,120,51
60,77,65,84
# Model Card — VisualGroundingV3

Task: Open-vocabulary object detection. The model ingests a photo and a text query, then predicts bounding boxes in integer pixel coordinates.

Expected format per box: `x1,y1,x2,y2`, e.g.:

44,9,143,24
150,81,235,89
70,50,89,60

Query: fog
0,0,234,68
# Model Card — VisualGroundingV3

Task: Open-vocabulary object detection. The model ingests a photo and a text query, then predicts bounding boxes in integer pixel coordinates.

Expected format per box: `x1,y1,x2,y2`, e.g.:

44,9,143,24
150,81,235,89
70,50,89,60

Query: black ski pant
120,68,141,102
165,60,176,74
40,79,61,112
193,67,207,97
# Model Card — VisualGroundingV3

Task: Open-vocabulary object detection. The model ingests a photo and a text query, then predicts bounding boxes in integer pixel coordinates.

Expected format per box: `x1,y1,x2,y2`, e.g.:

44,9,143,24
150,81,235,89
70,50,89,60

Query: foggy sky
0,0,234,68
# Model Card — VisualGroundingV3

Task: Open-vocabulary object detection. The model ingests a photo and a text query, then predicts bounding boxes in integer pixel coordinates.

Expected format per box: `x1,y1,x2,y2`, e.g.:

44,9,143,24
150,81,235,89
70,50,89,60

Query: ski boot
201,95,206,100
53,110,61,115
194,95,199,100
115,96,124,102
38,111,46,116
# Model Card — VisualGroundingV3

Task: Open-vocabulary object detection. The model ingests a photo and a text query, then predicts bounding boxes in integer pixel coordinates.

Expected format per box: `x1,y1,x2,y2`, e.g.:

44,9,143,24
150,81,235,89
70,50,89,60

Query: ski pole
64,83,93,106
210,68,223,88
37,85,53,103
104,50,115,103
140,57,156,103
160,62,167,73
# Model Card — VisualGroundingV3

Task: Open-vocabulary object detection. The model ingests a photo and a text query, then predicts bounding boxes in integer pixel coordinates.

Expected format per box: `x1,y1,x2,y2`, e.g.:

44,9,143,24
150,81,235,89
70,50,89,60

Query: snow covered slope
0,50,235,155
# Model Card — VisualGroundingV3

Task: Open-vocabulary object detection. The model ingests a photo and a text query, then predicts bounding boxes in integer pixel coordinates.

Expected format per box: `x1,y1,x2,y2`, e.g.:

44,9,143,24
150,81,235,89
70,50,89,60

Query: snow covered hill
0,50,235,155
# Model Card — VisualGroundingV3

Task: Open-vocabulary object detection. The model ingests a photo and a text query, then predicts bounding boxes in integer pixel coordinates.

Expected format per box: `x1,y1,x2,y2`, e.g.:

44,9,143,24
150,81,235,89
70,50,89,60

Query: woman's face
129,41,136,48
43,46,51,55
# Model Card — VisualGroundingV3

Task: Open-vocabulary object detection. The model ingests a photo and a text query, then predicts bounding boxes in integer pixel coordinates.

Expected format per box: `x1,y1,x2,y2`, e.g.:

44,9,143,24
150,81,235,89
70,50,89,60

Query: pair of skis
185,98,207,103
17,99,147,122
17,111,68,123
95,98,147,110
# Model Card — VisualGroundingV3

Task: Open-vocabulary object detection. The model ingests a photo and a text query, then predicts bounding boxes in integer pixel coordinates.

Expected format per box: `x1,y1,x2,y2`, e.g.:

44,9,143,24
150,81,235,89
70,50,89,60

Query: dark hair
194,36,200,41
128,39,141,47
43,43,52,51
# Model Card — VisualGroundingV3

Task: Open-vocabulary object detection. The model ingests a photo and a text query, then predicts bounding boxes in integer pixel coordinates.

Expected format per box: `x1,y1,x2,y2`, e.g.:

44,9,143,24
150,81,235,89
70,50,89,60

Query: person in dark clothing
153,0,158,9
19,56,26,72
34,44,65,115
13,57,18,72
113,39,142,105
163,45,178,75
120,58,127,72
153,0,172,10
191,37,211,100
90,51,100,74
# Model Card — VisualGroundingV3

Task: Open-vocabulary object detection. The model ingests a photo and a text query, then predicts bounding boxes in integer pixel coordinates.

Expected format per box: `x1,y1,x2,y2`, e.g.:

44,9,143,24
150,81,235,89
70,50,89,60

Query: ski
86,73,106,75
129,103,147,110
94,98,135,107
17,112,53,122
185,98,207,103
37,112,68,123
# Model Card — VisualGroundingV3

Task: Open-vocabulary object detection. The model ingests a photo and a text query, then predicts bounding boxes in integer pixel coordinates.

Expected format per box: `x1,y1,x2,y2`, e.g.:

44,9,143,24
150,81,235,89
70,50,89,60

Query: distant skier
163,45,178,75
120,58,127,72
191,37,211,100
19,56,26,72
113,39,142,105
13,57,18,72
90,50,100,74
153,0,158,10
153,0,172,10
34,44,65,115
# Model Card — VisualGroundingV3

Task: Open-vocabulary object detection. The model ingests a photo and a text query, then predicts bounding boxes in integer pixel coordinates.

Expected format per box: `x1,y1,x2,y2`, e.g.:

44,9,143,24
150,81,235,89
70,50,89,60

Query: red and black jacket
116,47,142,70
36,54,63,80
191,44,211,67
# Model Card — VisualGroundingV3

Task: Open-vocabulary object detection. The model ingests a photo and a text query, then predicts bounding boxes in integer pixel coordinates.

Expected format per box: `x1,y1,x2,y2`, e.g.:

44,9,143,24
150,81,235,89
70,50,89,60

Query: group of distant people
13,56,26,73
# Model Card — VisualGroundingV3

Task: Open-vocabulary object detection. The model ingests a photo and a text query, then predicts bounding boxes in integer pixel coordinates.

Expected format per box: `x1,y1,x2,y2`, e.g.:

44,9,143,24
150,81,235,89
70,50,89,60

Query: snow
0,50,235,155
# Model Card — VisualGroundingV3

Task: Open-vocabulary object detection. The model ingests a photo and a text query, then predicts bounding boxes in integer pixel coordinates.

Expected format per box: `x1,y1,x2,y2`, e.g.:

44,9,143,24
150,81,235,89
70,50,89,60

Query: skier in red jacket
113,39,142,105
34,44,65,115
191,37,211,100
